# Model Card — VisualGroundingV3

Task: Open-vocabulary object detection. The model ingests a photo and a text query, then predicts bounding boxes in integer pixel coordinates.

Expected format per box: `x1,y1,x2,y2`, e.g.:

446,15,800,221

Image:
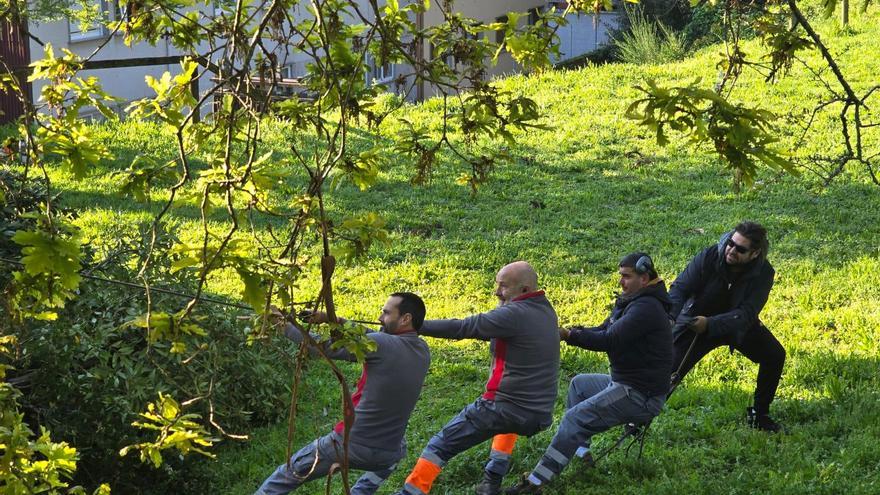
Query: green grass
36,6,880,495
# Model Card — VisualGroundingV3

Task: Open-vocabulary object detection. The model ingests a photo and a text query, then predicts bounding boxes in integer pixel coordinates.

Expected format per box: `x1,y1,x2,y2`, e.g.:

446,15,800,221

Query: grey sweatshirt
285,323,431,448
417,291,560,415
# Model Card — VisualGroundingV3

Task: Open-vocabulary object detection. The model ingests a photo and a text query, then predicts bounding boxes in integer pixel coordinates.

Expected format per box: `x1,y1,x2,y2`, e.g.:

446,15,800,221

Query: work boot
581,451,595,468
746,407,783,433
475,473,502,495
505,475,543,494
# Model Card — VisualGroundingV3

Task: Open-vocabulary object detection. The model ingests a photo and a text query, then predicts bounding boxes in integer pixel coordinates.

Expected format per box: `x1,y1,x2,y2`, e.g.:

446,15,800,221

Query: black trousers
672,324,785,414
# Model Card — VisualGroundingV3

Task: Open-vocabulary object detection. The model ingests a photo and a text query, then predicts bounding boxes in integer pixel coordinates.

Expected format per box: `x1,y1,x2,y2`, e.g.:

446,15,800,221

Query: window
367,55,394,85
528,7,542,26
495,15,508,44
113,1,132,24
429,42,454,68
68,0,109,43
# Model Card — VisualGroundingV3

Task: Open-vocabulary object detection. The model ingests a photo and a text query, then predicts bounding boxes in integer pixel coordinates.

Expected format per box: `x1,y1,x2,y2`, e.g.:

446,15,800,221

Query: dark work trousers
672,324,785,414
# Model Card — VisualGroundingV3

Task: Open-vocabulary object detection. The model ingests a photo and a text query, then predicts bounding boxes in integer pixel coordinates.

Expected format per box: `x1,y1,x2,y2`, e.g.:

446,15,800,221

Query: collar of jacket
513,290,545,302
615,279,671,308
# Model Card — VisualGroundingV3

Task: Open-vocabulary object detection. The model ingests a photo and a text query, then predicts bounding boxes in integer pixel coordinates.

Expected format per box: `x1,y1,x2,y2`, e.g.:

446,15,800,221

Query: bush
10,279,294,492
2,220,295,493
682,1,726,50
681,1,769,50
635,0,693,31
614,7,690,65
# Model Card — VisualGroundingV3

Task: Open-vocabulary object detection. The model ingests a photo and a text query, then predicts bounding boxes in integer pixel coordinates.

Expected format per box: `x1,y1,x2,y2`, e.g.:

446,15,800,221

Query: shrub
2,222,294,493
682,1,726,50
614,7,690,65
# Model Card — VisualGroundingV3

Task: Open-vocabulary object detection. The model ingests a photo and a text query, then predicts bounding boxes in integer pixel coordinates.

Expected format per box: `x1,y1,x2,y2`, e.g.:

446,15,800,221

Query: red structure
0,19,31,125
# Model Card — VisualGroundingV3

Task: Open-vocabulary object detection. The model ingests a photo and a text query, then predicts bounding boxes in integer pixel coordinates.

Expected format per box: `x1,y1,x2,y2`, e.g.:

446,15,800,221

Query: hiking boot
581,451,595,468
475,473,502,495
746,407,783,433
505,475,543,494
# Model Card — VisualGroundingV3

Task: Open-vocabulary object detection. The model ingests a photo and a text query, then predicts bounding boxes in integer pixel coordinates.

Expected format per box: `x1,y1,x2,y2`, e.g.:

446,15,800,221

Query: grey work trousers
529,374,664,484
256,431,404,495
400,398,551,495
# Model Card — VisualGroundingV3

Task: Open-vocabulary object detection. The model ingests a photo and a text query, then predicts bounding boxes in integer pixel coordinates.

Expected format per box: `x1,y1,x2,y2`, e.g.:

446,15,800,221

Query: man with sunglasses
668,221,785,432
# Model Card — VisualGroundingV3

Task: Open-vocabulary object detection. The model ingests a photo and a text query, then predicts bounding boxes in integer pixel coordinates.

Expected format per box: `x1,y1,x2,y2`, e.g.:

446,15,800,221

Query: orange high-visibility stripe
491,433,518,454
405,457,442,494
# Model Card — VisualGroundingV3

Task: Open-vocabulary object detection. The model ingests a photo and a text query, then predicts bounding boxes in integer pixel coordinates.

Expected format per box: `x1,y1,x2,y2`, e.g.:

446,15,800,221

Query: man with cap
507,253,673,493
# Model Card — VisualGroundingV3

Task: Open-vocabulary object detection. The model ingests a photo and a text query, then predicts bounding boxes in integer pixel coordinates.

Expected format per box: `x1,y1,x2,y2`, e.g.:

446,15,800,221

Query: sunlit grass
38,6,880,495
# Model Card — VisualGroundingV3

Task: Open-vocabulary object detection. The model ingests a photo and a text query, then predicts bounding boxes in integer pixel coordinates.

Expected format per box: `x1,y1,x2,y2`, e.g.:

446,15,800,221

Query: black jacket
566,281,674,397
669,232,775,344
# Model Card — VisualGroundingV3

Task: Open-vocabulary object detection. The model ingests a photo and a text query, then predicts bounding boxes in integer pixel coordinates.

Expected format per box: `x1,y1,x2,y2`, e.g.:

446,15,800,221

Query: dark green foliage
0,168,46,262
634,0,694,31
7,244,292,492
682,1,728,49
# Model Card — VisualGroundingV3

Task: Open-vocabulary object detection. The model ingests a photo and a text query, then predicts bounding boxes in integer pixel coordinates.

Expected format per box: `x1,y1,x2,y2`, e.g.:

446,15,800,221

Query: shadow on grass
54,127,880,286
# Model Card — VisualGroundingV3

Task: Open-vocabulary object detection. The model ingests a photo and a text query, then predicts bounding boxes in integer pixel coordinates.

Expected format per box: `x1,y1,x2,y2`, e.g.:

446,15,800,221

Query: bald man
394,262,561,495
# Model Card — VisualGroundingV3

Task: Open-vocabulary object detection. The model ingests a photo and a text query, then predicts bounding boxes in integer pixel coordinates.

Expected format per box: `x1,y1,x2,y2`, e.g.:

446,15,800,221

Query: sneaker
505,475,543,494
475,473,502,495
746,407,783,433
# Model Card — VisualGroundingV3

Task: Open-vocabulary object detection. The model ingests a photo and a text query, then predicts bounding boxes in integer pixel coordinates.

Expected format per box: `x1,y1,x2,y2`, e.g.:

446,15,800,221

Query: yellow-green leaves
28,44,82,86
0,335,91,493
755,12,815,81
495,11,561,73
28,45,116,179
327,320,378,362
13,229,82,285
116,155,179,203
120,393,216,467
36,120,112,180
128,59,199,129
332,212,390,261
627,78,798,188
125,310,207,352
0,424,83,494
10,216,84,321
334,147,384,191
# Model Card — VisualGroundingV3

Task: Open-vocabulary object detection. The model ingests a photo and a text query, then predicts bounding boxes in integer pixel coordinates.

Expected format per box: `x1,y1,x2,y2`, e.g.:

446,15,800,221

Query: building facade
26,1,620,116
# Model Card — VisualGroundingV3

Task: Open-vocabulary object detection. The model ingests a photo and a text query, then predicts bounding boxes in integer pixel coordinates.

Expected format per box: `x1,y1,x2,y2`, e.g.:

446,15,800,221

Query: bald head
494,261,539,305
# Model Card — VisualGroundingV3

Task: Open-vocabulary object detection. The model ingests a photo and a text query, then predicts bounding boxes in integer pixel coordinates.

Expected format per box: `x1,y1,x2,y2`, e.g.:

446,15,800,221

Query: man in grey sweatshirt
255,292,431,495
394,261,560,495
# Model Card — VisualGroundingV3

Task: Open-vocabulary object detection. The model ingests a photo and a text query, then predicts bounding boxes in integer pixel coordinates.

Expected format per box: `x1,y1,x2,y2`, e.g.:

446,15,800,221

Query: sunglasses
726,238,752,254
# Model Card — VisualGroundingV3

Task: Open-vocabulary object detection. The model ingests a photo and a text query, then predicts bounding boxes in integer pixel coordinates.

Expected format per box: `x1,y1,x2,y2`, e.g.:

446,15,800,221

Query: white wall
28,1,621,111
29,14,196,116
554,11,621,63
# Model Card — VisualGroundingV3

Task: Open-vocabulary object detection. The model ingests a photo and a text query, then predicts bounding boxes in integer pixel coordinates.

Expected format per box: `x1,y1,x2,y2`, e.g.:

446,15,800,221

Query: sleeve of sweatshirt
419,305,518,341
668,249,708,318
567,302,653,351
564,318,608,348
282,321,377,362
706,266,774,339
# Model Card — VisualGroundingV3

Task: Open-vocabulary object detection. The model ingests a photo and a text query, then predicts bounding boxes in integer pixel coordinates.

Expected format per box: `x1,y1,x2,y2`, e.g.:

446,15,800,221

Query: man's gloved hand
268,306,289,328
688,316,708,334
297,309,333,324
558,327,571,342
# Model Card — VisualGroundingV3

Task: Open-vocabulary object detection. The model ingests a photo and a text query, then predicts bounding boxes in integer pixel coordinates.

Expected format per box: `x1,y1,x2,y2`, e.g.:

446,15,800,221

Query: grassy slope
46,8,880,495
